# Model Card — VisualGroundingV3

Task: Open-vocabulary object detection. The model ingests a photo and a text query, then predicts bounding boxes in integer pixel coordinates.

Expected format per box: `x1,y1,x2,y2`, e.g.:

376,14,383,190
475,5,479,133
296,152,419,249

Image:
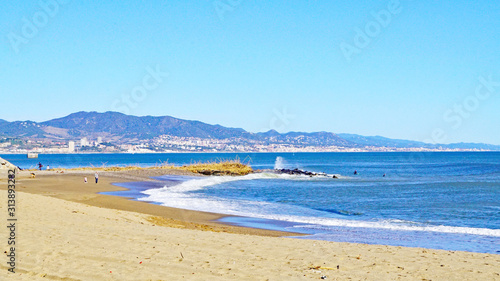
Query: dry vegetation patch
178,159,253,176
50,158,253,176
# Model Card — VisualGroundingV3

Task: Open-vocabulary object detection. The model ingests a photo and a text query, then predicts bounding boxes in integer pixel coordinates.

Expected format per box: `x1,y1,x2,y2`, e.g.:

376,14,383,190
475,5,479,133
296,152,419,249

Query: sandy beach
1,169,499,280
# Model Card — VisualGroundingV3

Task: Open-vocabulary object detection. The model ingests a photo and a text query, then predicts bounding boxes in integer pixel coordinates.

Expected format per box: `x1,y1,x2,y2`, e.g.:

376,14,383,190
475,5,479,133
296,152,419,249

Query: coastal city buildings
0,135,486,154
80,137,89,147
68,141,75,152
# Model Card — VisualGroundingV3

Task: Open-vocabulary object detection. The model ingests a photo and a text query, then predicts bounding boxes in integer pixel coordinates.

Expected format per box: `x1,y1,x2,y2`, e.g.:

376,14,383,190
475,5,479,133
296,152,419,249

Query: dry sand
0,170,499,280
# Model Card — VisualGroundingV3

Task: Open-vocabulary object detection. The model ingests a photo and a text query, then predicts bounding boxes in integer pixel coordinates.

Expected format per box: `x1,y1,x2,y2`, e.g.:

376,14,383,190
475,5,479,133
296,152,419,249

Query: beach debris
321,276,327,279
311,266,320,270
180,252,184,259
309,266,336,270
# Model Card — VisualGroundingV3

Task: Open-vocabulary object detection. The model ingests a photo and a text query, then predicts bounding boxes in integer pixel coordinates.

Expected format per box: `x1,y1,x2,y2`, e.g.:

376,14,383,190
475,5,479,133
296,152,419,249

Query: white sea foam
138,174,500,238
285,217,500,237
142,172,319,194
274,156,286,169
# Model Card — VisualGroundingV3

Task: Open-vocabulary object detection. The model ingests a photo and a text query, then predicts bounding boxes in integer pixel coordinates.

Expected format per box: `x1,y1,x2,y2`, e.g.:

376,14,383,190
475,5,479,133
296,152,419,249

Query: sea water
3,152,499,253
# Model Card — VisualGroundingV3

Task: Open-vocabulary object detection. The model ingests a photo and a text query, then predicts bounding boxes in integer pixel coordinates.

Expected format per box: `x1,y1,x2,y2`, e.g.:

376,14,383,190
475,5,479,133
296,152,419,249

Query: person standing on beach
95,172,99,184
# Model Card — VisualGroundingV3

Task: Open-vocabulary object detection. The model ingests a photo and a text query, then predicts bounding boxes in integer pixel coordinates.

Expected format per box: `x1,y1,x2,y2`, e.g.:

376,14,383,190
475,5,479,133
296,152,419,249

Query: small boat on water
27,152,39,159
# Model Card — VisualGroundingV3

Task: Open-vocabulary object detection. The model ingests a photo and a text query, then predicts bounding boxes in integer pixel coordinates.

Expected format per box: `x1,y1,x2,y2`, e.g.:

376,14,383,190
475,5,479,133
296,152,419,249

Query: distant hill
442,142,500,150
338,133,500,151
0,120,45,138
0,111,498,150
40,111,255,141
337,134,432,148
259,131,353,147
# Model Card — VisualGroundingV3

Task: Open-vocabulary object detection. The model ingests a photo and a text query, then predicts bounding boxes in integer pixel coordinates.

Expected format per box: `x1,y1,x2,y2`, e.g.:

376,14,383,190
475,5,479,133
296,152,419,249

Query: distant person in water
95,172,99,184
354,170,358,175
383,173,386,177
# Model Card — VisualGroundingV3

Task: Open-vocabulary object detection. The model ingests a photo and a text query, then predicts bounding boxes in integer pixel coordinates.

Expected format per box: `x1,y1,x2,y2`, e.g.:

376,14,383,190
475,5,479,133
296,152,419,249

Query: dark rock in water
275,168,323,177
276,168,313,175
259,168,339,178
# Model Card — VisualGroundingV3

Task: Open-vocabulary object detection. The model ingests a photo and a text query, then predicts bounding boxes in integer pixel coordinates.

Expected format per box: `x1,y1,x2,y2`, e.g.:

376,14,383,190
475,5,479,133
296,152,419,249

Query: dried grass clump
51,158,253,176
62,163,175,172
179,159,253,176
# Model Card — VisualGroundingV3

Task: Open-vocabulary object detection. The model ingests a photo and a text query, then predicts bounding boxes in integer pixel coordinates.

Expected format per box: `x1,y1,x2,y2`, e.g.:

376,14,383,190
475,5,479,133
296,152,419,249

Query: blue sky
1,0,499,144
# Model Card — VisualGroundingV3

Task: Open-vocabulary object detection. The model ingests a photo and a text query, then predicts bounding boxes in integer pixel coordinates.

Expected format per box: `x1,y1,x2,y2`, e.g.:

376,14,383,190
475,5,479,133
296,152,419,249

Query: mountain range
0,111,499,151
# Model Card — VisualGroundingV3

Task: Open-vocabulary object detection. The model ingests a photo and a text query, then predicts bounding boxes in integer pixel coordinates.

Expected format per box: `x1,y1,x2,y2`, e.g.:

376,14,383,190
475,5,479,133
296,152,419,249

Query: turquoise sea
3,152,499,254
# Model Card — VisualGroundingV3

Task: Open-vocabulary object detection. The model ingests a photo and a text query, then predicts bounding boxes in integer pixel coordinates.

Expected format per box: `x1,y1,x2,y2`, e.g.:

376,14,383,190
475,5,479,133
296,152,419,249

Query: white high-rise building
97,137,103,144
68,141,75,152
80,137,88,147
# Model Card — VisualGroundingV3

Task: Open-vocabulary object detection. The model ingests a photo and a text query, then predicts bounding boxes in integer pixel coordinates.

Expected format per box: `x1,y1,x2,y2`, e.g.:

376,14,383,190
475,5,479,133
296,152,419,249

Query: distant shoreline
1,149,497,155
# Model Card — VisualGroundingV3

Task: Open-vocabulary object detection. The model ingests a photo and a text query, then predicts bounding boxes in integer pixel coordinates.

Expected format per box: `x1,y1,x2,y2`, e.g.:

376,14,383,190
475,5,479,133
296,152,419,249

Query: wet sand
3,169,295,236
